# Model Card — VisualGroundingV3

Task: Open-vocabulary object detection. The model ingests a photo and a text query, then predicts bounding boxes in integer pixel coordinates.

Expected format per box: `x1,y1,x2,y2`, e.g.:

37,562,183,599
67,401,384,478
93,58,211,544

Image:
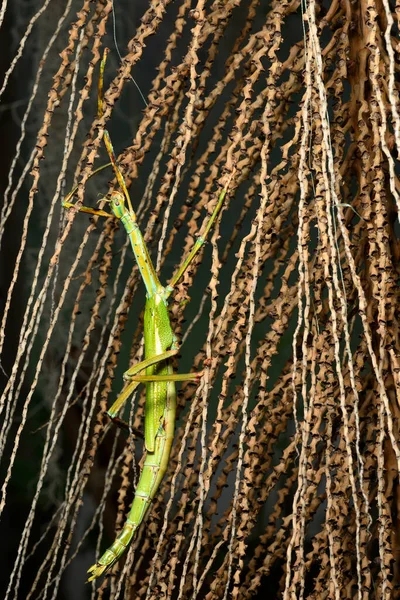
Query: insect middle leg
107,349,203,422
123,349,203,383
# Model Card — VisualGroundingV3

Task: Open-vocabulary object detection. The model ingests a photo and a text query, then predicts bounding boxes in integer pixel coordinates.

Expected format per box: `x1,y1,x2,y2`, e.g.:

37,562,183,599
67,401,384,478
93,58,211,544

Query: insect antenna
98,48,134,215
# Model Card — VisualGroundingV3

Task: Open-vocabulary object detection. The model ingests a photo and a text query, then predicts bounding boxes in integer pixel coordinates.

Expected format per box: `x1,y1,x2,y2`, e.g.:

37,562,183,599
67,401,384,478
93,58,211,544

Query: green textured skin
88,195,177,579
92,382,176,573
143,294,175,451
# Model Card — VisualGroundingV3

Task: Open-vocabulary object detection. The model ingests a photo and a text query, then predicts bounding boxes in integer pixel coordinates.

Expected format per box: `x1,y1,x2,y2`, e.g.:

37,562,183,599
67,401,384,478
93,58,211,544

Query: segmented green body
143,295,175,452
87,197,177,579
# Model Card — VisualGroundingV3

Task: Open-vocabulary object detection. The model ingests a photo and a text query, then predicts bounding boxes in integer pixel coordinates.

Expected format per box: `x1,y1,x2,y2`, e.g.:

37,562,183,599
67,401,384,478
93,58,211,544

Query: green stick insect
63,50,232,581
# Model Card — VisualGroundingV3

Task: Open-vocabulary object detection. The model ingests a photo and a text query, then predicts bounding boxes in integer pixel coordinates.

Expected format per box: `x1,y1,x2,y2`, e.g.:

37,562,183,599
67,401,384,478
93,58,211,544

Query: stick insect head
109,191,128,219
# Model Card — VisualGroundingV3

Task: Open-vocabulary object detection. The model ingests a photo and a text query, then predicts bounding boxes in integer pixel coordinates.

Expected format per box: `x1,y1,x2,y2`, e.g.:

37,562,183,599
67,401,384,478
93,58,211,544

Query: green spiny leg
62,162,113,214
121,349,178,383
62,201,113,217
106,348,202,435
165,171,234,296
106,349,191,418
107,349,203,425
128,372,203,382
122,349,203,383
106,354,179,423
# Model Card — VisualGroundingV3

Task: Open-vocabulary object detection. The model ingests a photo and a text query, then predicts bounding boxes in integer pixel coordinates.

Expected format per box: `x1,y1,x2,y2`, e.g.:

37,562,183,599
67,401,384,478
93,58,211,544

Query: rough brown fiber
1,0,400,598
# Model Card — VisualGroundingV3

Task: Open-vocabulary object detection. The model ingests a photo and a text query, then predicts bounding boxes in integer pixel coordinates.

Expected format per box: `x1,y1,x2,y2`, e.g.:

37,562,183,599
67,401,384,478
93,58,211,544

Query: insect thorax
143,294,174,357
